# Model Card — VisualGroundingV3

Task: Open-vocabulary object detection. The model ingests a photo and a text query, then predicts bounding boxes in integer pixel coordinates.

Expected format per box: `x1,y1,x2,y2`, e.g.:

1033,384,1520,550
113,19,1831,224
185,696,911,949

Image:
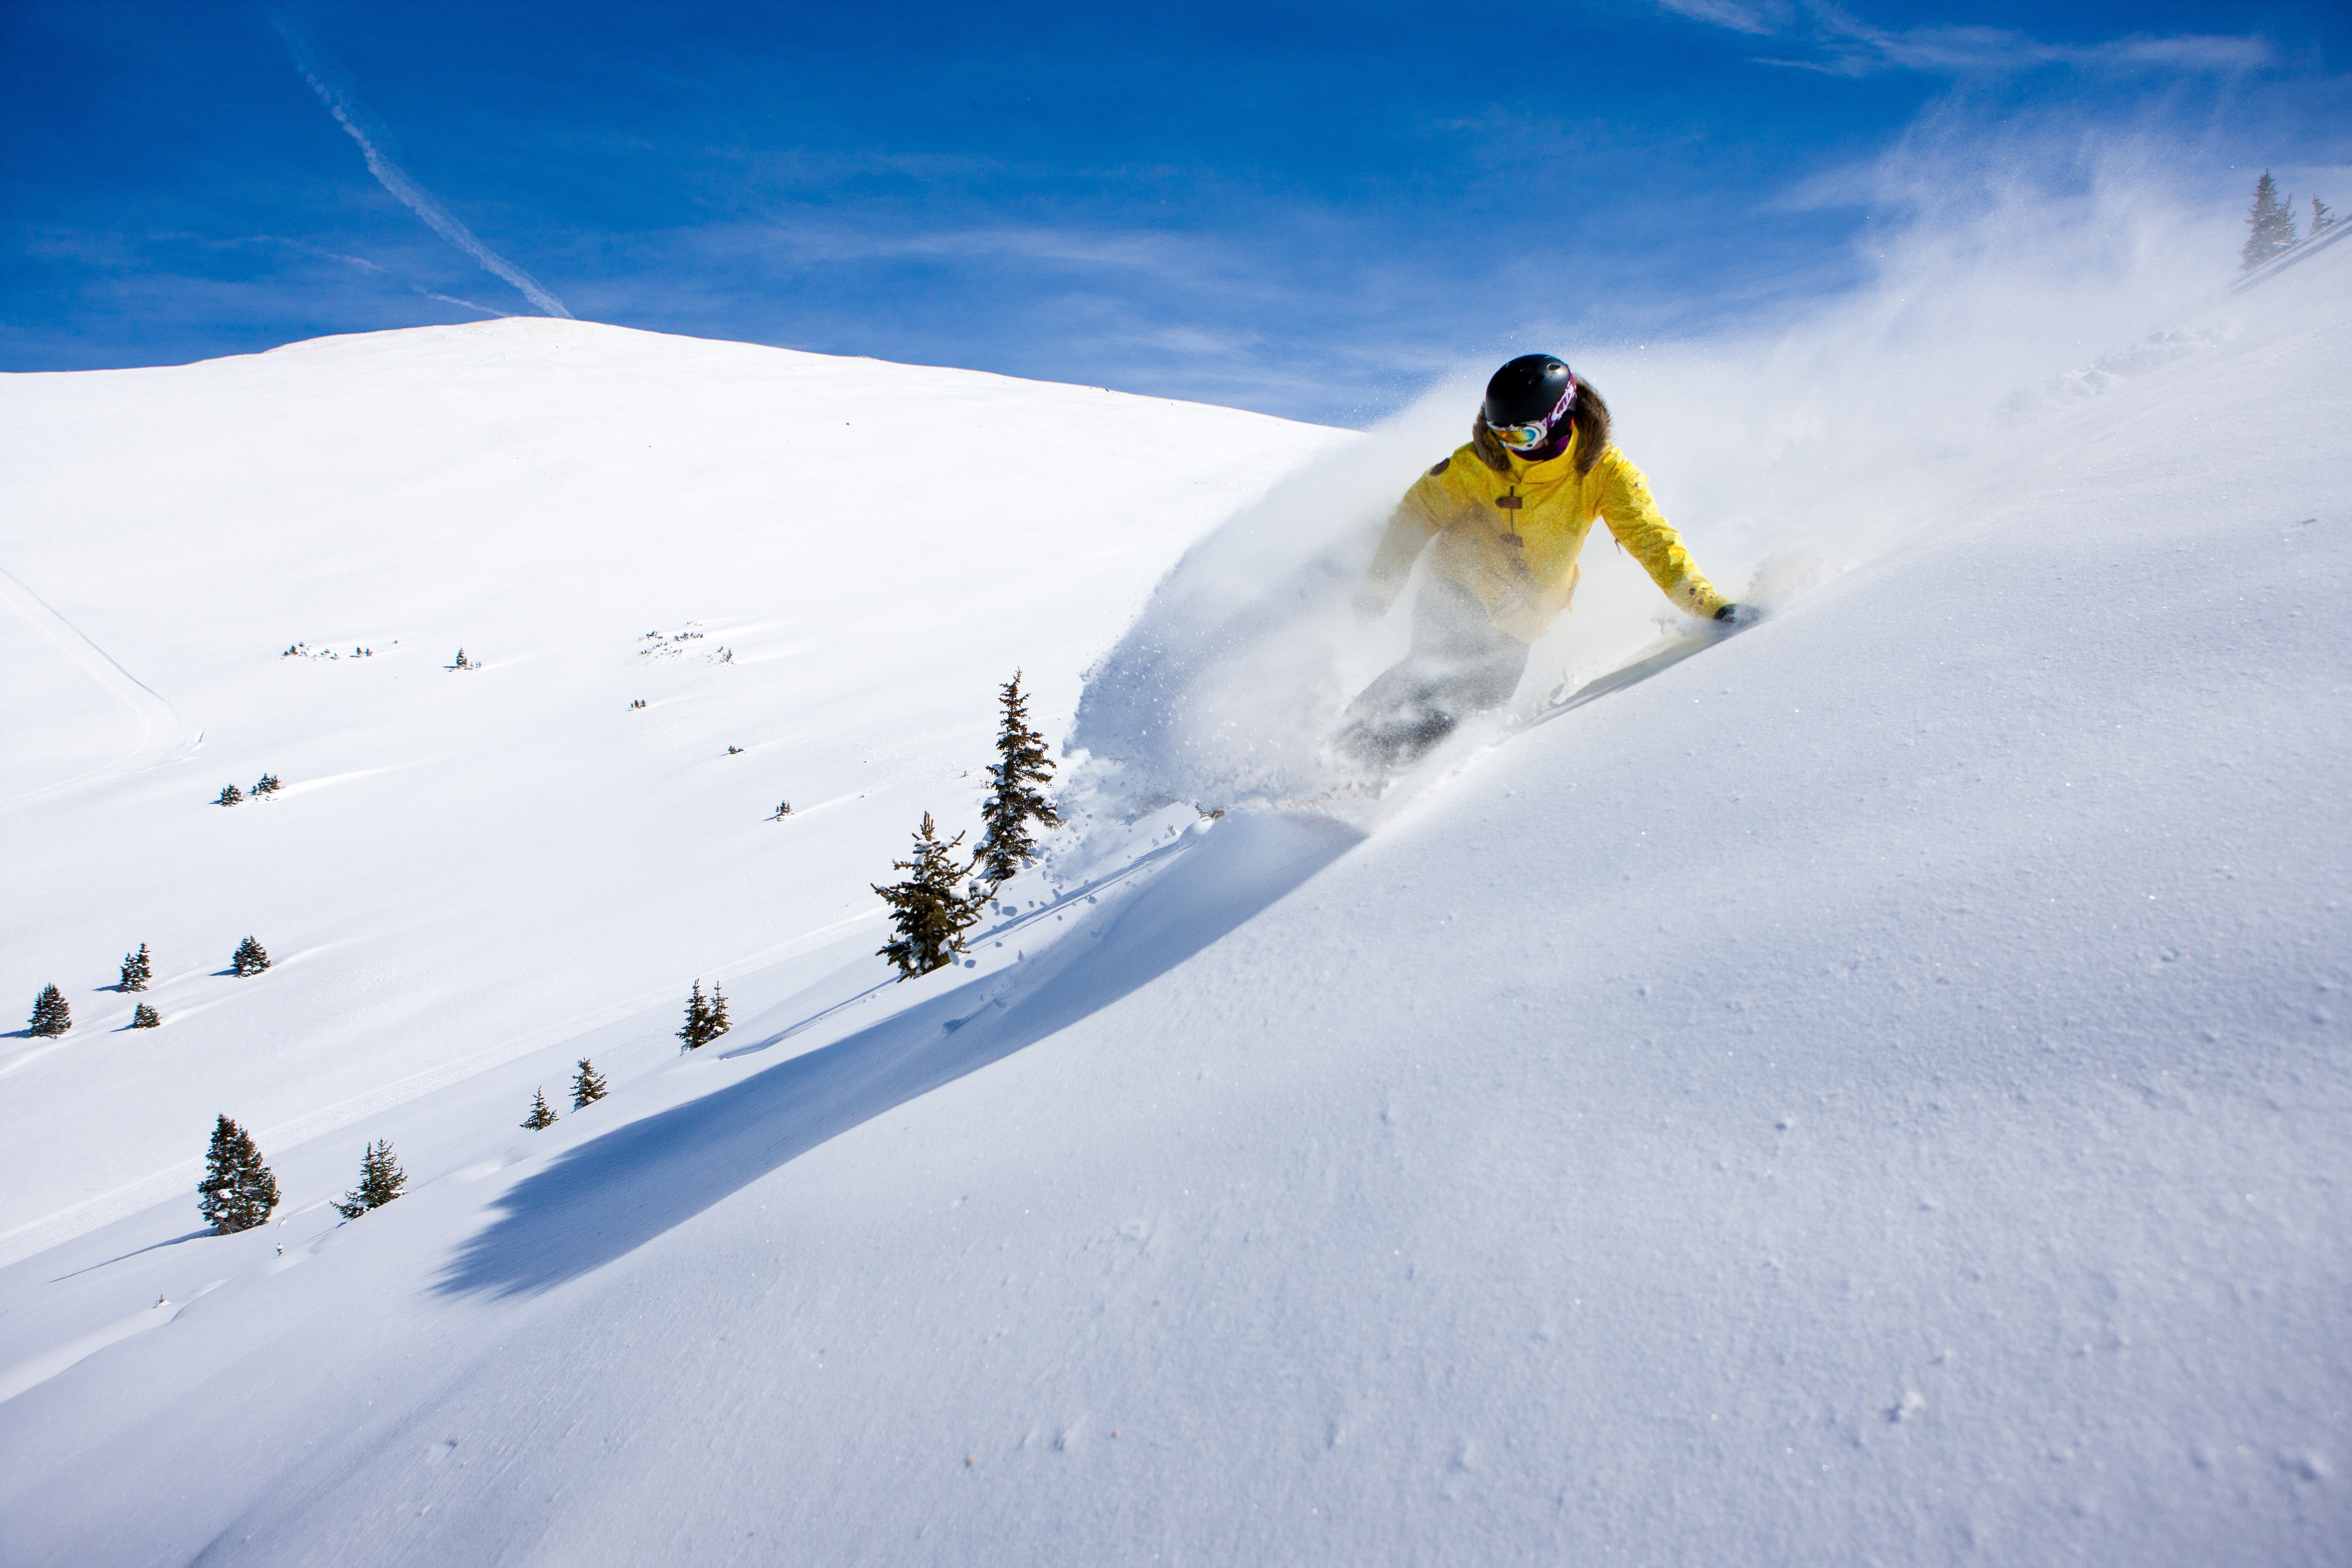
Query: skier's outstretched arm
1355,469,1450,619
1594,450,1732,622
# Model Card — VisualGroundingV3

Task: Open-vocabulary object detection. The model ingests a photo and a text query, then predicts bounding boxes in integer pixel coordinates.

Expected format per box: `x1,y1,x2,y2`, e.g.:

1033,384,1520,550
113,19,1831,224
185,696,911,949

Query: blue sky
4,0,2346,423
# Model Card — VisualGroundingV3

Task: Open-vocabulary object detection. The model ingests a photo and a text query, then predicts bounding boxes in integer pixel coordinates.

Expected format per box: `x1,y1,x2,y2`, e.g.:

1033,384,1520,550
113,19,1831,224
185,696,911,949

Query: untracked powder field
3,219,2349,1563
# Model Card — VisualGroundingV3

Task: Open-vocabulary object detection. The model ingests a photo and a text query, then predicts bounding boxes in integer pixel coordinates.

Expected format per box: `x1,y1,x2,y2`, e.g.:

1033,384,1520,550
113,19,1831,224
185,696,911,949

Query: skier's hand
1713,602,1760,627
1350,588,1389,623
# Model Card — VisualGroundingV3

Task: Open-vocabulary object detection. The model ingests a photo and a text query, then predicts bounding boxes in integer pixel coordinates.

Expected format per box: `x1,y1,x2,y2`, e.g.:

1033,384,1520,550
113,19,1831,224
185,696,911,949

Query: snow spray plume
272,21,573,319
1072,110,2236,817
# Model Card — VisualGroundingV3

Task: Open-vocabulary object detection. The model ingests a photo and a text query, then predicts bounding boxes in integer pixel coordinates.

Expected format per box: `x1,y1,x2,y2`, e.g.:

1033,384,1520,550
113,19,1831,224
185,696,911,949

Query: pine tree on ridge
131,1002,161,1029
120,943,152,992
27,984,71,1037
333,1140,406,1218
522,1088,558,1130
2242,172,2299,271
231,936,271,977
976,671,1063,888
571,1057,608,1109
874,812,983,980
677,981,730,1051
198,1115,278,1233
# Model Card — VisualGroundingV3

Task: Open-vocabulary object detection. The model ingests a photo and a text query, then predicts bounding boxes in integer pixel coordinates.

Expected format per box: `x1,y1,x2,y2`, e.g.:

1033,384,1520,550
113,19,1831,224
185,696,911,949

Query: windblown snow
2,237,2348,1566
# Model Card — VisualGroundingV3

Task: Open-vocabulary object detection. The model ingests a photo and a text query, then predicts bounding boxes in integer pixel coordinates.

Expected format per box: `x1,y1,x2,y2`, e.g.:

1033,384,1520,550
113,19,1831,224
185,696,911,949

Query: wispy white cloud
1651,0,1790,37
272,21,572,318
1651,0,2272,80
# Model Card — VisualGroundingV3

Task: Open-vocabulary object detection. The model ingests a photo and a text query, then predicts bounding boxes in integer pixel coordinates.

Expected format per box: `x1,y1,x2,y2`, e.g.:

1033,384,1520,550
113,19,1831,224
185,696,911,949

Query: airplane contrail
275,24,573,319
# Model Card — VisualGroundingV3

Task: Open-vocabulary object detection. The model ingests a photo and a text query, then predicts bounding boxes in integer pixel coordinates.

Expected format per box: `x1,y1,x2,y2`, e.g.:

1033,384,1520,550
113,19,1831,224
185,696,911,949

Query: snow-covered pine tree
676,980,731,1050
2315,198,2337,235
874,812,983,979
26,984,71,1037
252,773,281,797
198,1114,279,1233
333,1139,406,1217
119,942,152,992
230,936,271,977
217,783,243,807
131,1002,161,1029
522,1088,558,1129
2242,173,2299,271
975,671,1063,887
571,1057,608,1109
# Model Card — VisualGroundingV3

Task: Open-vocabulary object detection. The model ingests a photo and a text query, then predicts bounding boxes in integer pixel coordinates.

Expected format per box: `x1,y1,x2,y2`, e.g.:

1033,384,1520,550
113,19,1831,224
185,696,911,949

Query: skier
1336,353,1750,767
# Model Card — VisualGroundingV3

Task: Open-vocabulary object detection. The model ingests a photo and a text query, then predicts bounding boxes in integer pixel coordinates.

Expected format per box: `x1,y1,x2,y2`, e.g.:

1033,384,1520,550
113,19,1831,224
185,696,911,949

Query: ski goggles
1485,379,1576,451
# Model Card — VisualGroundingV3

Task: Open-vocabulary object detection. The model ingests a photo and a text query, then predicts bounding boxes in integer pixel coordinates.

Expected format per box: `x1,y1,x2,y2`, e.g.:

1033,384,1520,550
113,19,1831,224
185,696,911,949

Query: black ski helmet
1483,353,1576,429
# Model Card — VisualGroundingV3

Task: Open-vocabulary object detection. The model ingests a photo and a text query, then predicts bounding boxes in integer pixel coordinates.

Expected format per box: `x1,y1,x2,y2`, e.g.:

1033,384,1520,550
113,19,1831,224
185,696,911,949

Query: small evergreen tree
119,942,152,992
230,936,271,977
131,1002,161,1029
677,980,731,1050
570,1057,608,1109
2314,198,2337,235
333,1139,406,1217
874,812,983,979
975,671,1063,887
253,773,282,797
26,984,71,1037
522,1088,558,1129
198,1114,278,1233
216,783,243,807
454,648,469,669
2242,172,2299,271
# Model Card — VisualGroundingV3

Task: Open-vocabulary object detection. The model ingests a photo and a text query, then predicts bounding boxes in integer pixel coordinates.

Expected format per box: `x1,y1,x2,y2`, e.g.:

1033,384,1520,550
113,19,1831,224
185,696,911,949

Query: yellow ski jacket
1362,429,1726,642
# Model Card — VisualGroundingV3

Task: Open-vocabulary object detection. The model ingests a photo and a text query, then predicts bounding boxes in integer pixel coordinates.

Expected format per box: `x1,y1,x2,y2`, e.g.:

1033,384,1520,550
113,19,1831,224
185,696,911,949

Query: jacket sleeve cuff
1676,578,1729,619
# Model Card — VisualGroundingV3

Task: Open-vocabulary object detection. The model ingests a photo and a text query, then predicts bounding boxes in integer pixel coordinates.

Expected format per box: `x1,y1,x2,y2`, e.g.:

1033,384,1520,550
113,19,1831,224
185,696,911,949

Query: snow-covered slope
0,319,1343,1261
3,242,2349,1566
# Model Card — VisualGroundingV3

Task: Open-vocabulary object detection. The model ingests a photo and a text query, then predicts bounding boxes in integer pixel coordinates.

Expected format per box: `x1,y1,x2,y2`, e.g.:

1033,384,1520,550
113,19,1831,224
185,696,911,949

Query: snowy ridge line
722,823,1206,1060
0,561,201,814
2231,217,2352,296
0,1281,220,1406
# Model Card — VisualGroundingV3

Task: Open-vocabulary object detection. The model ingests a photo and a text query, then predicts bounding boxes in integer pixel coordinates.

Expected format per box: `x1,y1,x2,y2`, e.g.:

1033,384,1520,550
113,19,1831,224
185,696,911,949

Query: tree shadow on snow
437,812,1359,1299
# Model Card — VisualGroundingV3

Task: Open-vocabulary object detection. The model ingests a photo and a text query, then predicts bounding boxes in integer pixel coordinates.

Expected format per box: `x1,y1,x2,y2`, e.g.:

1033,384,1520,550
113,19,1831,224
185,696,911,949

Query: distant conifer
874,812,983,979
26,984,71,1037
253,773,282,797
2242,173,2299,271
570,1057,609,1109
2314,198,2337,235
333,1139,407,1218
677,980,731,1051
217,783,243,807
198,1114,278,1233
131,1002,161,1029
975,671,1063,887
522,1088,558,1130
119,942,152,992
230,936,271,977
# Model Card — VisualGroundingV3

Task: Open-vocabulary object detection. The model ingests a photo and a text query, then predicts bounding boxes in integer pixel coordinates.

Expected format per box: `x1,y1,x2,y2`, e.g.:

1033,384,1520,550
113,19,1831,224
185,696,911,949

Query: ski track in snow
0,562,200,813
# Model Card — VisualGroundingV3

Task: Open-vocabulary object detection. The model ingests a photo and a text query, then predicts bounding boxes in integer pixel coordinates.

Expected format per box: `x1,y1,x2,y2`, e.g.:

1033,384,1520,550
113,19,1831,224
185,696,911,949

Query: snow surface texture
0,320,1343,1262
2,234,2349,1564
